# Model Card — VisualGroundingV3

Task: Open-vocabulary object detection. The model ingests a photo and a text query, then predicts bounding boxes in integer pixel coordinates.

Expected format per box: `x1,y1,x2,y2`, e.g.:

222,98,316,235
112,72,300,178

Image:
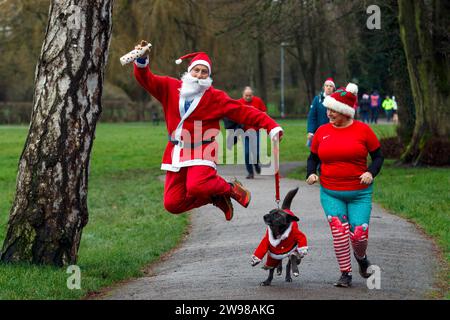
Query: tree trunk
398,0,450,165
295,35,315,104
256,27,267,103
0,0,113,266
294,0,318,104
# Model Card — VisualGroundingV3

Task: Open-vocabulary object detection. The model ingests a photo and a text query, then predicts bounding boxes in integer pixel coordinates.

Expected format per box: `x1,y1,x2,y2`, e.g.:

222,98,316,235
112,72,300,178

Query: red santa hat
324,77,335,88
175,52,212,75
323,83,358,118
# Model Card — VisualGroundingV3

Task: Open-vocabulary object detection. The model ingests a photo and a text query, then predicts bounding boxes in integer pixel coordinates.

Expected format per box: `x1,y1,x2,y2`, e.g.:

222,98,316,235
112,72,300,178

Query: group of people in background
358,91,398,124
307,78,398,138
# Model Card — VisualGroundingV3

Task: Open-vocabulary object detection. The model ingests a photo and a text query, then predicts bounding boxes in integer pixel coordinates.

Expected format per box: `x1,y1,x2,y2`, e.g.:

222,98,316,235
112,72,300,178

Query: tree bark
398,0,450,165
256,26,267,103
0,0,113,266
293,0,318,104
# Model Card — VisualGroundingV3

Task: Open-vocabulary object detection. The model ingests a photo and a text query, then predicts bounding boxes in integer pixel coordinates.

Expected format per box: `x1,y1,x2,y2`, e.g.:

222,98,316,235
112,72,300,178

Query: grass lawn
0,120,448,299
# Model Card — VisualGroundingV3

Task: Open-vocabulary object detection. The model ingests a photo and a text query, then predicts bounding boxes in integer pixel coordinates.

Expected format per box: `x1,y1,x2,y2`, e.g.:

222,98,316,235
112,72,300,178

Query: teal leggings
320,185,373,232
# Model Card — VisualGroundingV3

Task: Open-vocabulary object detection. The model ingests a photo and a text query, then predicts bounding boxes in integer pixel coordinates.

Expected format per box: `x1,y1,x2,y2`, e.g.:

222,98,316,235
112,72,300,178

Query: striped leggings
320,185,373,273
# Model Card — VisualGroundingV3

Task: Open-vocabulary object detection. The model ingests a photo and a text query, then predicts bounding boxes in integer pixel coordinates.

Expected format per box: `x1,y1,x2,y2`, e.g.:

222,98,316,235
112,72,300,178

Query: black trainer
354,253,372,278
334,272,352,287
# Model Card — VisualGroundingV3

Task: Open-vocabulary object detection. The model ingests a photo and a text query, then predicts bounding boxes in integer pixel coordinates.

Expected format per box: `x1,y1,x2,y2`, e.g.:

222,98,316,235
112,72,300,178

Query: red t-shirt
237,96,267,130
311,121,380,191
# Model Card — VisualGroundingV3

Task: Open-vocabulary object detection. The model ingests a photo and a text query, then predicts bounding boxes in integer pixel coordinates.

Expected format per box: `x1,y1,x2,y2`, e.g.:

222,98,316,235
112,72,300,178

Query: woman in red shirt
306,83,384,288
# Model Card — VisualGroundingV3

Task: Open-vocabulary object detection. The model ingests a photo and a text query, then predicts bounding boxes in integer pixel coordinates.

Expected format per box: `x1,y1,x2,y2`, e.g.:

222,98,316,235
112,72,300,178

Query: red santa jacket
134,62,282,172
254,209,308,260
237,96,267,131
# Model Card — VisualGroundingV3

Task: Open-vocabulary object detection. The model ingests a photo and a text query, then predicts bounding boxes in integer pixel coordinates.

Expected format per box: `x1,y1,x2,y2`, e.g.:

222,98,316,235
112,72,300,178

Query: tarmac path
100,163,440,300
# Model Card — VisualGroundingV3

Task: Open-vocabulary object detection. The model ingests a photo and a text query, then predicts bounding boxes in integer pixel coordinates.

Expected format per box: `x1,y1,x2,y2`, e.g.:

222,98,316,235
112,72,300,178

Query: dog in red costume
251,188,308,286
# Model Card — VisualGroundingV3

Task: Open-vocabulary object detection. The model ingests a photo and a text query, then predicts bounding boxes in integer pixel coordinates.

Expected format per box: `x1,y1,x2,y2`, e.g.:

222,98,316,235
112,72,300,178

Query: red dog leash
273,138,280,208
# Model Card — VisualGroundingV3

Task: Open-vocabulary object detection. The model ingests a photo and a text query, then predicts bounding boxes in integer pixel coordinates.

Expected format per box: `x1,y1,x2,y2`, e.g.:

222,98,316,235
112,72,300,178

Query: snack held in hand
120,41,152,66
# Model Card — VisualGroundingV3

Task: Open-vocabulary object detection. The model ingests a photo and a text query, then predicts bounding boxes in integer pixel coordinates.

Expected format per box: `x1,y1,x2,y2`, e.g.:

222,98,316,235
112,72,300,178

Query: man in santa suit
132,41,283,221
237,86,267,179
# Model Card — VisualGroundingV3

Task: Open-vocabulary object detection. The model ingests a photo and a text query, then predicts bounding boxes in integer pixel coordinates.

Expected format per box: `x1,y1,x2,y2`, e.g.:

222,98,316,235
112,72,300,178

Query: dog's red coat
253,209,308,268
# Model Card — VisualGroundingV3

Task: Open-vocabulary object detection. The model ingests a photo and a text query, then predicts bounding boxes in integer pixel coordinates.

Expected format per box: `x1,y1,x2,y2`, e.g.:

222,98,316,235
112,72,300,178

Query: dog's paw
250,255,261,267
293,272,299,277
276,264,282,276
285,277,292,282
260,281,272,286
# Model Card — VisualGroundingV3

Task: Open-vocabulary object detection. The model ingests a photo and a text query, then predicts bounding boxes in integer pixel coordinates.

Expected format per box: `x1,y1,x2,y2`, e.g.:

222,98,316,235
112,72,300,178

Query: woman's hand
306,174,319,185
359,172,373,185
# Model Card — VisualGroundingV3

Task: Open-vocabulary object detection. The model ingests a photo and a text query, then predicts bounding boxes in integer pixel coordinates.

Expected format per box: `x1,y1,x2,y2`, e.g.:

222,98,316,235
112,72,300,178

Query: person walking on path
132,41,283,222
359,93,371,123
369,91,381,124
382,95,395,122
237,86,267,179
392,96,399,124
306,78,336,147
305,83,384,288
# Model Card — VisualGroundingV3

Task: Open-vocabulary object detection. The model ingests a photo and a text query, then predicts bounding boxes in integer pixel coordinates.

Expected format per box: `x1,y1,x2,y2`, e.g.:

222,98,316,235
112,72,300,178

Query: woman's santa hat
323,83,358,118
175,52,212,75
324,77,335,88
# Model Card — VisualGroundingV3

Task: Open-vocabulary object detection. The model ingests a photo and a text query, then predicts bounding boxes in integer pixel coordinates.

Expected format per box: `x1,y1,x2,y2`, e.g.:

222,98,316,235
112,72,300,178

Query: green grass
374,161,450,298
0,123,188,299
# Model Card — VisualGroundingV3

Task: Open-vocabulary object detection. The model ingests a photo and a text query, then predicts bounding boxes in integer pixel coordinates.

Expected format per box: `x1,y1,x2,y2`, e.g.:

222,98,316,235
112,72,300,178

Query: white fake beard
180,73,213,100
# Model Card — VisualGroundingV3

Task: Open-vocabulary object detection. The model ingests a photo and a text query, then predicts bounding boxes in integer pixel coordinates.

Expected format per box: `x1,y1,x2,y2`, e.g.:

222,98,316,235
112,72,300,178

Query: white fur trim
161,160,217,172
324,80,335,88
323,96,355,118
134,58,149,68
269,126,283,140
175,59,182,65
188,60,211,75
267,223,293,247
162,87,215,173
346,83,358,95
161,163,181,172
269,245,298,260
297,246,308,254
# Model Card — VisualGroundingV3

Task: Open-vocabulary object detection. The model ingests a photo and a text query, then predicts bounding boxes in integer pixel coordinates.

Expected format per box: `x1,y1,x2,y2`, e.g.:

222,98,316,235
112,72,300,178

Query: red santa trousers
163,165,232,214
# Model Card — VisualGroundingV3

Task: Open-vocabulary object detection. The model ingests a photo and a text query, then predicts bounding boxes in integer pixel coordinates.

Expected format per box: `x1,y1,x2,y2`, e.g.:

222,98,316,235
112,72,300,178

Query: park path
99,163,440,300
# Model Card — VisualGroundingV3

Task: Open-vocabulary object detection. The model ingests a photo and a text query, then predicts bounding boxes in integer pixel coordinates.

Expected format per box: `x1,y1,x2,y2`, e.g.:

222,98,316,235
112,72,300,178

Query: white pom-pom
175,59,182,65
346,83,358,95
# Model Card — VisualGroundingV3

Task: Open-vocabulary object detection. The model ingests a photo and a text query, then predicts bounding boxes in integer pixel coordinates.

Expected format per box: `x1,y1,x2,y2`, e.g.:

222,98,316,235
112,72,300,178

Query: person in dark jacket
370,91,381,124
307,78,336,147
359,93,371,123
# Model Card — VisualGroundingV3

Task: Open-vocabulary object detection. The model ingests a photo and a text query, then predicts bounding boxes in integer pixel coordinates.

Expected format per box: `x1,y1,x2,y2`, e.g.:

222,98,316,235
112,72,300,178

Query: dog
250,187,308,286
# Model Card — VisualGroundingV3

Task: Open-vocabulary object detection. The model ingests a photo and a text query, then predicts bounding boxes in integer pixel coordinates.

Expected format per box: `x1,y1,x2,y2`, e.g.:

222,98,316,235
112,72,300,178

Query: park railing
0,100,163,124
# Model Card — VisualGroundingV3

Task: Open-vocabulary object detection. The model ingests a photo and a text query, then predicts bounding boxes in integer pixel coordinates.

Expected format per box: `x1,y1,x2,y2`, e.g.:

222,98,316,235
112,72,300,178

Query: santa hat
323,83,358,118
175,52,212,75
324,77,335,88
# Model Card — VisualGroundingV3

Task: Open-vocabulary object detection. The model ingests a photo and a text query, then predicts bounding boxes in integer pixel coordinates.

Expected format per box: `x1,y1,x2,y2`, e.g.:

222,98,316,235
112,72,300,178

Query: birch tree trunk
0,0,113,266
